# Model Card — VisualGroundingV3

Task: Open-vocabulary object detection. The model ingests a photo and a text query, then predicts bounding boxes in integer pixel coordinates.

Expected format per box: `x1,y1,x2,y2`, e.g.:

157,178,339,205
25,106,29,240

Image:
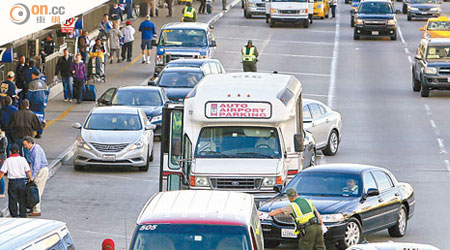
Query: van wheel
412,70,420,92
407,14,412,21
264,240,281,248
323,129,339,156
303,19,309,28
391,31,397,40
388,205,408,237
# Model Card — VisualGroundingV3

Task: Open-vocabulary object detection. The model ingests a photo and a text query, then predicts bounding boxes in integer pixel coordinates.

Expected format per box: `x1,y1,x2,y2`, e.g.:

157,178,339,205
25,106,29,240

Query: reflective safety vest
183,7,195,18
242,46,256,62
290,198,316,225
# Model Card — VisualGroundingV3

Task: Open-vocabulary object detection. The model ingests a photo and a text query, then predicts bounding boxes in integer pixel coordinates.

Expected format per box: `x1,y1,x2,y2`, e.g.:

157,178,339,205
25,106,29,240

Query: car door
359,171,384,233
308,104,329,148
97,88,117,105
371,170,402,230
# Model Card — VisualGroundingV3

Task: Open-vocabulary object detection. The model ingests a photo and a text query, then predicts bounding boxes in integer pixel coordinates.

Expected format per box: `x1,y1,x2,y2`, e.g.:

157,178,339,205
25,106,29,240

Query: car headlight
321,213,345,223
430,7,440,11
128,139,145,151
425,67,437,74
408,6,419,11
76,138,91,151
194,176,209,187
150,115,162,123
262,177,276,187
355,18,363,25
300,9,307,13
156,55,164,65
387,19,396,25
248,2,256,7
270,8,279,13
259,211,273,221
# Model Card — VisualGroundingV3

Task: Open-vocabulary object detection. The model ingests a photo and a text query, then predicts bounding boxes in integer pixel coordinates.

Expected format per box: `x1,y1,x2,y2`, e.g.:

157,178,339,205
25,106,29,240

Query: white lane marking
303,93,335,98
430,120,440,136
397,25,406,45
215,36,334,46
87,173,158,182
224,67,331,77
215,50,333,59
437,138,448,154
407,56,412,64
424,103,432,115
260,33,273,53
327,9,340,108
74,229,127,238
218,24,336,33
404,48,410,54
445,160,450,175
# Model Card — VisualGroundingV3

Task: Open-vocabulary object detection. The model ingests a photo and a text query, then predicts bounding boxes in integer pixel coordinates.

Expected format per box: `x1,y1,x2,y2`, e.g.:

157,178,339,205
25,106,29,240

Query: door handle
378,198,384,203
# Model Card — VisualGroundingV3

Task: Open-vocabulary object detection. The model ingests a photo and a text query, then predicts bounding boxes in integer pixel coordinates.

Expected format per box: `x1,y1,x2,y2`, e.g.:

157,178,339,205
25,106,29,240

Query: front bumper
271,14,309,21
355,25,396,37
408,10,440,18
73,145,148,167
246,6,266,15
423,74,450,90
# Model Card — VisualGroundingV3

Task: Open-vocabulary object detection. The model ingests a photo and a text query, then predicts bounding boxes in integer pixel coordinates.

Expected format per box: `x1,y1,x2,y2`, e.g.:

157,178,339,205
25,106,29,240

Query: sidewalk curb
208,0,241,25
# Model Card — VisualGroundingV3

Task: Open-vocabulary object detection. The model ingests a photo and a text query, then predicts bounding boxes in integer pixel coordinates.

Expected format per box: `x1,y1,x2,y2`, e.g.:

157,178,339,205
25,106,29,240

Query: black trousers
73,78,85,102
8,178,27,218
166,0,173,16
122,42,133,60
199,0,206,13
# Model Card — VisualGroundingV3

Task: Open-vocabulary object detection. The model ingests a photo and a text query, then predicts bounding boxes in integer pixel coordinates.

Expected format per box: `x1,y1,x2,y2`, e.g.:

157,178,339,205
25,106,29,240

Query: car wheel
420,83,430,97
74,165,84,171
323,129,339,156
338,218,362,249
388,205,408,237
264,240,281,248
266,15,269,23
353,30,360,40
139,160,150,171
303,19,309,28
326,12,329,18
150,149,154,162
407,14,412,21
391,31,397,40
412,69,420,92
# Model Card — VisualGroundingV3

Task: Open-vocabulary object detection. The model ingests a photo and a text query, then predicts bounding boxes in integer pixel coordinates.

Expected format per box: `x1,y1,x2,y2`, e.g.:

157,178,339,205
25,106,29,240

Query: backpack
26,181,40,209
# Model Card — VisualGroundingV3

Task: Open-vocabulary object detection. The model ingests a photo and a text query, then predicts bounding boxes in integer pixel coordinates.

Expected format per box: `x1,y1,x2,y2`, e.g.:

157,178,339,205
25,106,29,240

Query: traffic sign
61,17,77,33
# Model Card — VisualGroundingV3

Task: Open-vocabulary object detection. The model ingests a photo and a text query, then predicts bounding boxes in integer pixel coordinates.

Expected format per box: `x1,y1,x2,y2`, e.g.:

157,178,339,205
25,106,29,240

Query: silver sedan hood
81,129,143,144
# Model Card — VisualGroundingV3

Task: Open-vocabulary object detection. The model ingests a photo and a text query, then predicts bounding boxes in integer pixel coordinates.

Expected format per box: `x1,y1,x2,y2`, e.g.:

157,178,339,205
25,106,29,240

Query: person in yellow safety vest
241,40,259,72
269,188,326,250
182,2,197,22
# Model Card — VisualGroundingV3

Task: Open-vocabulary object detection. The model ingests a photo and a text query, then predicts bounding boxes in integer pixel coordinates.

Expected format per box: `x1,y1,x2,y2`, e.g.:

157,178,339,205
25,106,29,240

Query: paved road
35,0,450,249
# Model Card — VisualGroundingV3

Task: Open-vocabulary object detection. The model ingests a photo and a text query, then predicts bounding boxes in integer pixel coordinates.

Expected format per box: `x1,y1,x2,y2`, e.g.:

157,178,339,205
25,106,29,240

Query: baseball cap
102,239,115,250
31,69,41,76
286,188,297,198
126,20,131,25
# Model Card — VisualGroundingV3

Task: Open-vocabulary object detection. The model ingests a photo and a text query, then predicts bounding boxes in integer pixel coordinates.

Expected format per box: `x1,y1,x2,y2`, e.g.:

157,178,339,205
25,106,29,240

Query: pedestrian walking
124,0,134,19
15,55,27,102
109,22,123,64
182,2,197,22
22,136,48,217
121,20,135,62
55,49,74,102
99,14,113,38
72,54,87,104
166,0,173,17
269,188,326,250
109,3,123,25
138,16,157,64
102,239,115,250
0,97,18,155
144,0,157,17
8,100,45,158
78,31,90,63
28,70,48,92
1,71,18,105
40,34,55,66
330,0,337,18
222,0,227,10
199,0,206,14
22,60,40,98
241,40,259,72
0,144,33,218
0,131,7,198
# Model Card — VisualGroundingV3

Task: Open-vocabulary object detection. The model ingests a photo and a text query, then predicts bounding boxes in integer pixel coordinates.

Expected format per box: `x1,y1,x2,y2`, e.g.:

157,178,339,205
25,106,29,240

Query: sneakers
64,99,69,102
29,212,41,217
142,55,147,64
110,60,113,64
69,99,73,102
146,58,151,64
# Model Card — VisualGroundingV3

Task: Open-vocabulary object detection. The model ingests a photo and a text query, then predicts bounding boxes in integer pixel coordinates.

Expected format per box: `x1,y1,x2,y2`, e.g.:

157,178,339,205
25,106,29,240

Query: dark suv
412,38,450,97
354,0,397,40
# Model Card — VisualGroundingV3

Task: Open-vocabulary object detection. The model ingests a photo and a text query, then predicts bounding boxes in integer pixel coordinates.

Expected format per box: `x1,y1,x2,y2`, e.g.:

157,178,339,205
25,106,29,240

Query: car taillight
190,176,195,186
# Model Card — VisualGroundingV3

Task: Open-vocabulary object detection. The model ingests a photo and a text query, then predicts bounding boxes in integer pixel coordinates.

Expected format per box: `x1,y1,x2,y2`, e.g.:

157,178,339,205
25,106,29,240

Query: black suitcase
26,181,40,209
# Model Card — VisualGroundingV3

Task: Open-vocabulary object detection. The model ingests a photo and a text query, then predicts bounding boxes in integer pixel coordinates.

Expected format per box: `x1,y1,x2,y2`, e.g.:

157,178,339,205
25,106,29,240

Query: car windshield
160,29,208,47
84,113,142,130
427,21,450,31
129,224,251,250
159,71,204,88
410,0,438,3
358,2,393,14
426,46,450,61
195,127,282,159
113,89,163,106
285,172,362,197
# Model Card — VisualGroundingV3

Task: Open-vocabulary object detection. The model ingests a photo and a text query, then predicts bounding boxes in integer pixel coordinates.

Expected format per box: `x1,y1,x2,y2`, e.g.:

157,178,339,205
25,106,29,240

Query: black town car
353,0,398,40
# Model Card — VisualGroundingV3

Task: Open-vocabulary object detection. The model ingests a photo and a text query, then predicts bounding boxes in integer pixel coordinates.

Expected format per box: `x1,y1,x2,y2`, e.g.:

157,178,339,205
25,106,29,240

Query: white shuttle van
265,0,314,28
158,73,305,201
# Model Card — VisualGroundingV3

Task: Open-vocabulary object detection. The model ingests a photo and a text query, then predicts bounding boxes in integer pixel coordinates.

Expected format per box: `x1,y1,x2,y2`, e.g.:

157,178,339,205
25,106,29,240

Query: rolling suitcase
26,181,40,209
82,84,97,101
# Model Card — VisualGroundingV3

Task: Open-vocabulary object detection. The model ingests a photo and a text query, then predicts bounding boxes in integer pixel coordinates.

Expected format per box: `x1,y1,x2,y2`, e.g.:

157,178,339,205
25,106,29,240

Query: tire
323,129,339,156
407,14,412,21
264,240,281,248
139,160,150,172
326,12,329,18
337,218,362,249
321,16,325,19
391,31,397,40
388,205,408,237
351,18,354,27
74,165,84,171
412,69,420,92
354,30,360,40
150,149,154,162
241,0,244,8
303,19,309,28
266,15,269,23
420,84,430,97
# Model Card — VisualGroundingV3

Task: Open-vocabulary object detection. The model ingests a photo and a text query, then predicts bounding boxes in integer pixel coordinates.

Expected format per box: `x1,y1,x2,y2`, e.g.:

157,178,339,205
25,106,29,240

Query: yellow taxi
421,16,450,39
313,0,329,19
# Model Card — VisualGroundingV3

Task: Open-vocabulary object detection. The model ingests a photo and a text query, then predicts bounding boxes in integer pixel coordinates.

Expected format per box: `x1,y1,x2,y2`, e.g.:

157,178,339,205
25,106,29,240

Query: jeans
8,178,27,218
62,76,73,100
80,51,88,63
331,5,336,17
0,178,4,195
12,137,30,161
73,78,85,103
127,3,133,19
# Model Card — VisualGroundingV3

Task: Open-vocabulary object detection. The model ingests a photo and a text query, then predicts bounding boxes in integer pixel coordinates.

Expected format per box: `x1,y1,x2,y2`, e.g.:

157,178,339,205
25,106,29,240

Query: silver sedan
72,106,155,171
303,99,342,156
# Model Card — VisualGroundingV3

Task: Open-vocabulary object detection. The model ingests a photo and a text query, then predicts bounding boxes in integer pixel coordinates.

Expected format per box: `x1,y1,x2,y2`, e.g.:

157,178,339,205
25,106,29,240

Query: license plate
281,228,297,238
422,12,428,14
372,31,379,35
103,154,116,161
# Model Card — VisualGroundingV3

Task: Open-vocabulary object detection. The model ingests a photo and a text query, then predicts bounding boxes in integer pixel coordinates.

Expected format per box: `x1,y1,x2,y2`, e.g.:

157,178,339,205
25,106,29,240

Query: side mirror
145,124,157,130
72,122,82,129
366,188,380,197
294,133,304,152
395,9,401,14
210,40,217,47
420,27,425,31
148,79,157,86
415,55,422,60
151,39,158,47
273,184,283,193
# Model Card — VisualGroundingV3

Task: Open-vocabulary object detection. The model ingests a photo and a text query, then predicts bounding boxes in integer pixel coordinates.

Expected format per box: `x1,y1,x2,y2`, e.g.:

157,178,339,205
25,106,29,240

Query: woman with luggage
72,54,87,104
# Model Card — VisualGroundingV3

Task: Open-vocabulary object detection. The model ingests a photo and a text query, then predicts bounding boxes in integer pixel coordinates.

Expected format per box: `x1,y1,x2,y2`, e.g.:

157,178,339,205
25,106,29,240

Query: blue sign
0,45,13,63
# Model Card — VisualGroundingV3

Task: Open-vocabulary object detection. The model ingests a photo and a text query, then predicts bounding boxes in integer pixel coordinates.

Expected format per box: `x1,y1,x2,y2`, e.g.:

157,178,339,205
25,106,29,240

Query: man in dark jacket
0,96,18,155
40,34,55,64
8,100,45,158
0,71,17,105
15,55,27,100
109,3,123,25
55,49,74,102
22,60,40,97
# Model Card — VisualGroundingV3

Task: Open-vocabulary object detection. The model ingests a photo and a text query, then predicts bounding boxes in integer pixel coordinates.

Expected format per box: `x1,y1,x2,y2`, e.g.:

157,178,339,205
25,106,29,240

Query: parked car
97,86,168,136
347,242,440,250
259,164,415,249
411,38,450,97
0,218,75,249
244,0,266,18
406,0,440,21
165,58,226,73
353,0,398,40
129,190,264,250
72,106,155,171
303,99,342,156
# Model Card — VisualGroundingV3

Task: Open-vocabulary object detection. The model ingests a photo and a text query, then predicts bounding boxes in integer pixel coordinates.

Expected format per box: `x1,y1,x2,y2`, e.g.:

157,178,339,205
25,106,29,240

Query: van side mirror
151,39,158,47
72,122,82,129
294,133,304,152
210,40,217,47
420,27,425,31
273,184,283,193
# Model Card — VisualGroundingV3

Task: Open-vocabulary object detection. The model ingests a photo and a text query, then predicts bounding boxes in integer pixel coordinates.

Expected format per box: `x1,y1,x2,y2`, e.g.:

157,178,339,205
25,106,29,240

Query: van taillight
190,176,195,186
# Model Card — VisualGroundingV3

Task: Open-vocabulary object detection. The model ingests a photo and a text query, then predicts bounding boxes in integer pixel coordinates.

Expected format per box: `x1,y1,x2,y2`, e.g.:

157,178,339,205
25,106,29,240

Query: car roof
301,163,384,175
161,67,204,73
0,218,67,249
167,58,222,66
427,16,450,22
117,86,161,91
136,190,254,226
161,22,210,30
360,0,391,3
91,106,140,114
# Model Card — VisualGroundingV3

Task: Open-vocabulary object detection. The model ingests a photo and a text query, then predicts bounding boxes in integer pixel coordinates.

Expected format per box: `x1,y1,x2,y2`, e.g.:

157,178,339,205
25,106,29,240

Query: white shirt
0,155,30,179
122,25,136,43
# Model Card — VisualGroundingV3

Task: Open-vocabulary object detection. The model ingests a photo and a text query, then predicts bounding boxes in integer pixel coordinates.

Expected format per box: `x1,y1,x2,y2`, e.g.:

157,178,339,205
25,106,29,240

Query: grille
167,54,195,62
418,7,430,11
90,142,129,152
364,20,386,25
280,10,300,14
210,178,262,189
439,67,450,74
273,214,295,225
256,3,265,7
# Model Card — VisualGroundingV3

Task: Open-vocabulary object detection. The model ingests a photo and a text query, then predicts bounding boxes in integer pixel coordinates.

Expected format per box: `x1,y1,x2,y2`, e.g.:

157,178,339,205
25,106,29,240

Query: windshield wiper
198,151,231,158
237,152,274,158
